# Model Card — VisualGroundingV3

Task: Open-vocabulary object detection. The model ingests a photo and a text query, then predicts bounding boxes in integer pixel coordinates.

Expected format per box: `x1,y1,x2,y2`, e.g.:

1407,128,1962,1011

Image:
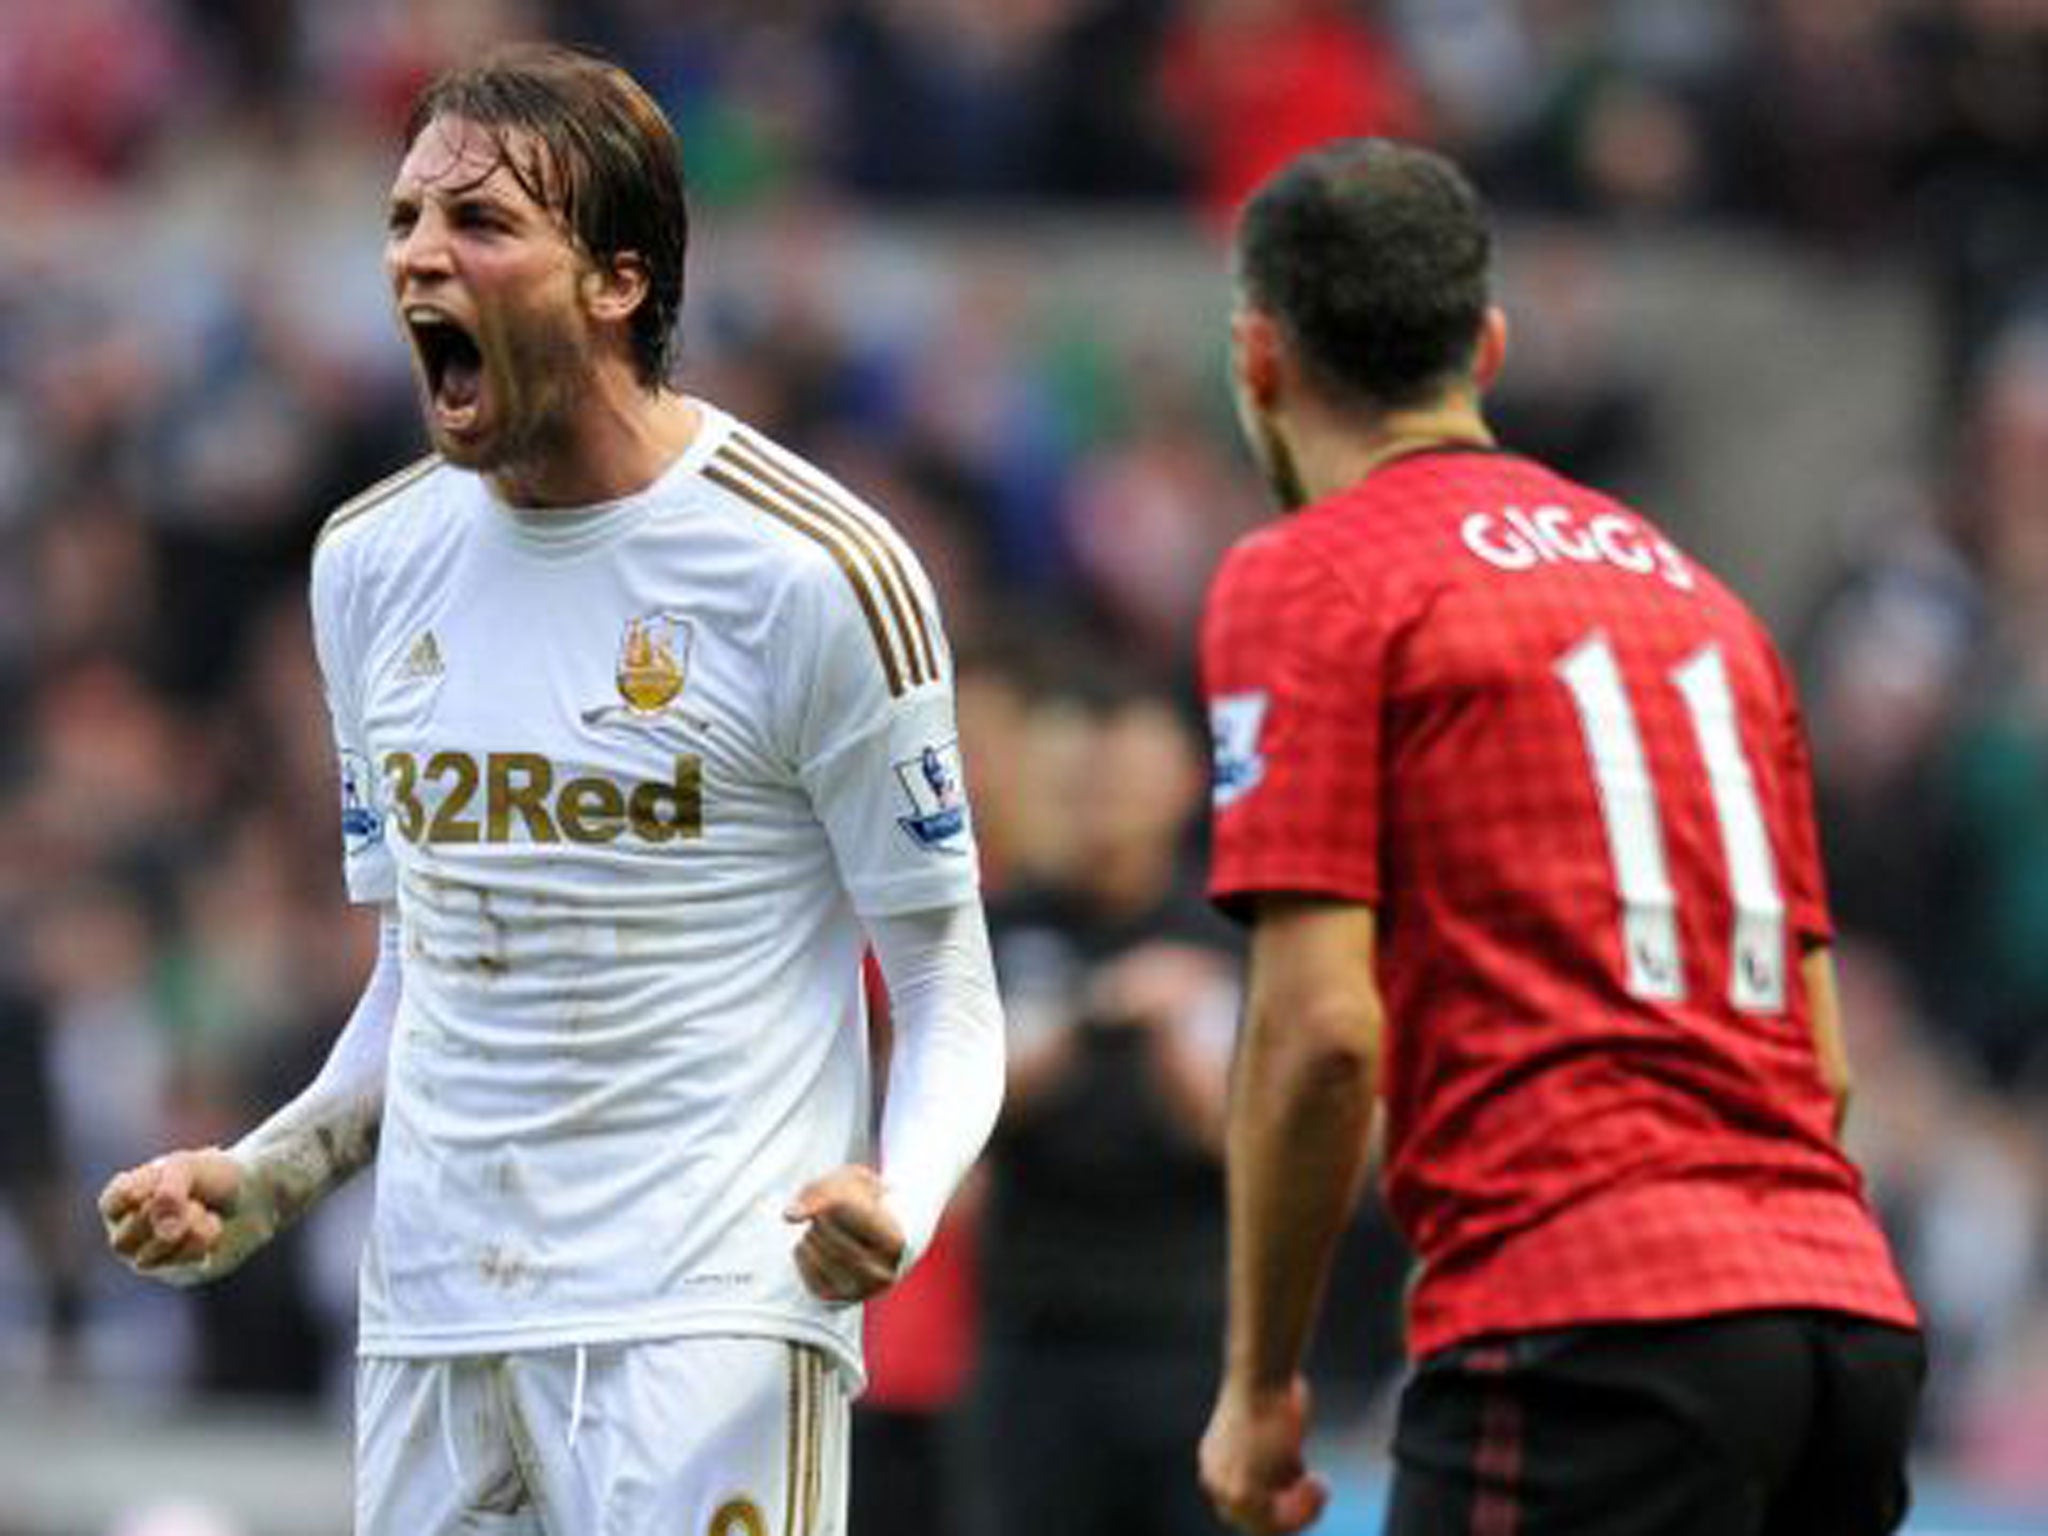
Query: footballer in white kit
320,407,975,1372
100,43,1006,1536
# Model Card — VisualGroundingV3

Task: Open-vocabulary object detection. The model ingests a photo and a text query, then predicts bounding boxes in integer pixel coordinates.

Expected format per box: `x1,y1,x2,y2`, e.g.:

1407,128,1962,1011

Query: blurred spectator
1159,0,1424,221
824,0,1084,197
1031,0,1186,199
1920,320,2048,1087
1397,0,1727,218
1062,357,1263,657
1487,223,1661,497
1723,0,1916,248
976,669,1239,1536
0,979,68,1379
826,0,1187,200
1953,1308,2048,1500
1564,70,1709,215
1905,0,2048,401
0,1,192,188
1800,495,1982,1016
30,878,196,1396
1389,0,1548,162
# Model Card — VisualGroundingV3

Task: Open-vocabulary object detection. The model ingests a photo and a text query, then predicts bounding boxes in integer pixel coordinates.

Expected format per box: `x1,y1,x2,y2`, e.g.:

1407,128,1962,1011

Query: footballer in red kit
1206,449,1916,1357
1196,141,1923,1536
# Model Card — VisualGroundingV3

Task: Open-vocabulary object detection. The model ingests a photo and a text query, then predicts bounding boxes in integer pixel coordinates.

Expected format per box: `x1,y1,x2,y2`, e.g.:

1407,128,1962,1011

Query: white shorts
356,1337,847,1536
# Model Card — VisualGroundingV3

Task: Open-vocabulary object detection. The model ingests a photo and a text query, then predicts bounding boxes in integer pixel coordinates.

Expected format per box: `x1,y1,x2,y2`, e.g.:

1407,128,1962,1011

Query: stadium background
3,1,2048,1532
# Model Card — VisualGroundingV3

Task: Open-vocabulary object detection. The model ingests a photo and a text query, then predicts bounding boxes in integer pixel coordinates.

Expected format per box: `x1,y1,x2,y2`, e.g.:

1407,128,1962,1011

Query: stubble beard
1250,408,1310,512
424,304,595,479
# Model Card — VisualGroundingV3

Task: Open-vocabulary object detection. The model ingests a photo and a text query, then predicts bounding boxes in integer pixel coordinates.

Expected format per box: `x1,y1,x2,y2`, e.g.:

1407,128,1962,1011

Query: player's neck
490,377,703,510
1296,396,1494,503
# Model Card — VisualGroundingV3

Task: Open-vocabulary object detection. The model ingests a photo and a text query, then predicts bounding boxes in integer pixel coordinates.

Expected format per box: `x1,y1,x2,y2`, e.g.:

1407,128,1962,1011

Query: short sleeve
310,536,397,905
786,541,981,919
1765,642,1833,946
1202,531,1386,919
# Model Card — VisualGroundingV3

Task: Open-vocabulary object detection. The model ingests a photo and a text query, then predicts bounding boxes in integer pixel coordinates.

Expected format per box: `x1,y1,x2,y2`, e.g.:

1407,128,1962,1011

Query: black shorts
1387,1310,1926,1536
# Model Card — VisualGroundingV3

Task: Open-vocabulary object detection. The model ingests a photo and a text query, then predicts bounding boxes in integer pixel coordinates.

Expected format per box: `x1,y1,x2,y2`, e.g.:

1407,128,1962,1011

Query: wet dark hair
405,43,688,388
1235,139,1491,412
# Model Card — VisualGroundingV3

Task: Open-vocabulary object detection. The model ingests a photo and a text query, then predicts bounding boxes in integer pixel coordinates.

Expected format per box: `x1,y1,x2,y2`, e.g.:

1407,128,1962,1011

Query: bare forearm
1224,1012,1375,1391
1802,946,1851,1137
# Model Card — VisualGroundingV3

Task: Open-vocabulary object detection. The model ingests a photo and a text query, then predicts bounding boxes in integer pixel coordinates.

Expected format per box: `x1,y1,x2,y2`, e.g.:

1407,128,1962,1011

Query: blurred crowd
4,0,2048,1530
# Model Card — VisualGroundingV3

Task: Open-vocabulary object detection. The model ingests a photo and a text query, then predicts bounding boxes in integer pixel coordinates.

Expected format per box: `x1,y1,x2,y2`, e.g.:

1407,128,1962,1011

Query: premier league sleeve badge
339,747,385,854
895,739,970,852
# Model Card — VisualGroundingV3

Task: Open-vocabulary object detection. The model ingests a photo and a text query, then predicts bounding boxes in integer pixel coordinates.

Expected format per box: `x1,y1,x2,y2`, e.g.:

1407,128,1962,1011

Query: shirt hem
1408,1286,1921,1363
346,871,398,905
1208,866,1380,922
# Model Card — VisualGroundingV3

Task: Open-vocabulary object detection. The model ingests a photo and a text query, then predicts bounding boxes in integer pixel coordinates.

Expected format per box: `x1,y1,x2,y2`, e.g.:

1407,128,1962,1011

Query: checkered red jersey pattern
1203,449,1917,1359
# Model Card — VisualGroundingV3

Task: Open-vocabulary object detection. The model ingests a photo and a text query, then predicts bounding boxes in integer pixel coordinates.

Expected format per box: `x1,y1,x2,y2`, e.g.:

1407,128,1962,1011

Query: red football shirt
1203,447,1918,1359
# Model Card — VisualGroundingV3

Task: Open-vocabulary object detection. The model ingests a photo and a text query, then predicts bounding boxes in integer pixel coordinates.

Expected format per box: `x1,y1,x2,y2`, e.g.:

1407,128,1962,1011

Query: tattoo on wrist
246,1096,382,1231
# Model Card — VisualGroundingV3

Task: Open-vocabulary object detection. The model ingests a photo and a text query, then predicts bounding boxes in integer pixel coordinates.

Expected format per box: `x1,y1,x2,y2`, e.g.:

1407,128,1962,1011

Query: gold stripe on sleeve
313,455,440,552
713,443,922,687
724,436,937,687
724,438,933,692
704,460,907,698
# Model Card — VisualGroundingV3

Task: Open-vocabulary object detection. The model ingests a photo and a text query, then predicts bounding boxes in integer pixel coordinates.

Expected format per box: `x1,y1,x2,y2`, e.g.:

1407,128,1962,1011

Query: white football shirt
309,404,979,1377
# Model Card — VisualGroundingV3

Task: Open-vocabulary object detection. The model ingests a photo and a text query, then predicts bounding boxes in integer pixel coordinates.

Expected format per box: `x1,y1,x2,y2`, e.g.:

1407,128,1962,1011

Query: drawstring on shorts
567,1343,589,1450
438,1363,465,1487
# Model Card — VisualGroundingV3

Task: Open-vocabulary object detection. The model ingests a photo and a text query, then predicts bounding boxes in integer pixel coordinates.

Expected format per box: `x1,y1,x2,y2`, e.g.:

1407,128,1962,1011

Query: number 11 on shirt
1555,631,1787,1014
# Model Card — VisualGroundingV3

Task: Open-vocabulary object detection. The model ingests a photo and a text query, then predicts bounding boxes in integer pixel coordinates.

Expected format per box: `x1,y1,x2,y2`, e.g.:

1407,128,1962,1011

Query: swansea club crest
582,609,698,728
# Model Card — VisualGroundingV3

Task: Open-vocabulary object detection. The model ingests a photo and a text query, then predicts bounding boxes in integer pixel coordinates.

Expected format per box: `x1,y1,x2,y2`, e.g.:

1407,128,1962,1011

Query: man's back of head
1234,138,1493,417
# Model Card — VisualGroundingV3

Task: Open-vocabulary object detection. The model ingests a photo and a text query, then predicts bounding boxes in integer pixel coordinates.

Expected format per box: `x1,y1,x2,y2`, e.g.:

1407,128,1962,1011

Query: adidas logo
399,630,444,680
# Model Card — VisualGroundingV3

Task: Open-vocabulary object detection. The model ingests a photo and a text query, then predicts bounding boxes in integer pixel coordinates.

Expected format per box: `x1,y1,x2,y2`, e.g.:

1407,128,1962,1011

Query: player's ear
1473,306,1509,392
583,251,650,327
1231,307,1285,412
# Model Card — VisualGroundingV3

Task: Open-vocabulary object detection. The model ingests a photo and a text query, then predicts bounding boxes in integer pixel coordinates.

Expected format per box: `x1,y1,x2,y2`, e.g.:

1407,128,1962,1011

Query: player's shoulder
697,418,923,575
696,416,943,697
1209,482,1412,623
1211,518,1316,603
1203,517,1391,679
312,453,452,570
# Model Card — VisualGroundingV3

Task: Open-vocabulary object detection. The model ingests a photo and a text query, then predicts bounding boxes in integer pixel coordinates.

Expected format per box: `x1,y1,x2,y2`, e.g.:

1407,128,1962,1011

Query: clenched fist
784,1165,905,1305
99,1148,273,1285
1200,1375,1331,1536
